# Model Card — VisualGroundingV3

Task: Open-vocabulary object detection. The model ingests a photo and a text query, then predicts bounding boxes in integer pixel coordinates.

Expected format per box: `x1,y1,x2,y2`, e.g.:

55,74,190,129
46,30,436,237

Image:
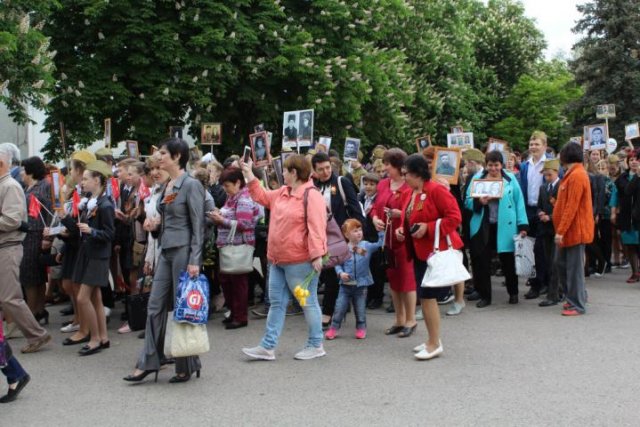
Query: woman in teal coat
465,151,529,307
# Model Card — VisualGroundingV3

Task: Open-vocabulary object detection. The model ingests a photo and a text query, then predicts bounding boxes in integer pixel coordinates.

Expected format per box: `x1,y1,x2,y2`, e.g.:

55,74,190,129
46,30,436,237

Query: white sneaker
415,309,424,321
103,306,112,318
415,340,443,360
242,346,275,361
60,323,80,333
446,301,465,316
413,343,426,353
294,345,326,360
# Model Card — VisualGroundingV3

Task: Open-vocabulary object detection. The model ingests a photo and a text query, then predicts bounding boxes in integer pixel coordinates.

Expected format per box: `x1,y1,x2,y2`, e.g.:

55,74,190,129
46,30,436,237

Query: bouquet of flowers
293,256,329,307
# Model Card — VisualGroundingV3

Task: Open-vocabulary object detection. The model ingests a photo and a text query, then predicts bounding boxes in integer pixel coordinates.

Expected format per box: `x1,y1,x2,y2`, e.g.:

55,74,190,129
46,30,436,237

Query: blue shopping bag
174,272,210,325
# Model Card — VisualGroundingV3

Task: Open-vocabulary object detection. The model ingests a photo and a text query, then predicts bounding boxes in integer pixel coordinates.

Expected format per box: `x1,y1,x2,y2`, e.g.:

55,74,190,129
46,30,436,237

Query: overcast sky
520,0,583,58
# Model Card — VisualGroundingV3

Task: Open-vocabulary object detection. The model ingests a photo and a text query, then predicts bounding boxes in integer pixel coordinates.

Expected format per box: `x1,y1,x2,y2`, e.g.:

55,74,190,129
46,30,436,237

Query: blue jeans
330,285,367,329
2,356,27,385
260,262,323,349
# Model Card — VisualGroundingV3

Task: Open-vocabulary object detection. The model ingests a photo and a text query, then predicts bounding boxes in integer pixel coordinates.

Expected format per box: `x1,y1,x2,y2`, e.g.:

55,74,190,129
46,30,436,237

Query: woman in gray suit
124,138,205,384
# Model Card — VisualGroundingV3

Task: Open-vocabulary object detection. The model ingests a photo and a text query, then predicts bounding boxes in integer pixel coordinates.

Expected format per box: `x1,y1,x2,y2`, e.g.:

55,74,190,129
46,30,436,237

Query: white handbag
421,219,471,288
164,312,210,358
219,220,255,274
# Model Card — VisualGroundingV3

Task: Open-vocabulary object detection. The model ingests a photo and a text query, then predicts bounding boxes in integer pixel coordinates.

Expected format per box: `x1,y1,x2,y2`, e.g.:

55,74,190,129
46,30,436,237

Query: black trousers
598,219,612,269
541,235,561,300
470,223,518,302
366,250,386,303
526,208,545,291
586,223,605,273
321,269,339,317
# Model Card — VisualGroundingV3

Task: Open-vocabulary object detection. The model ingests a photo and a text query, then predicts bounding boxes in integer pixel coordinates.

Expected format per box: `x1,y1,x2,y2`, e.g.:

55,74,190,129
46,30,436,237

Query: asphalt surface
3,268,640,426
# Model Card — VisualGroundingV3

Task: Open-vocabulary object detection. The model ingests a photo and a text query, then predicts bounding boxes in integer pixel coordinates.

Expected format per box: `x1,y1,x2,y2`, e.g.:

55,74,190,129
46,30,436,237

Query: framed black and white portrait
447,132,474,149
596,104,616,119
316,136,332,153
169,126,183,139
343,137,361,162
126,140,139,159
583,124,608,150
104,118,111,148
250,131,270,167
487,138,508,153
471,179,504,199
625,123,639,140
272,157,284,186
433,147,461,185
415,135,431,152
201,123,221,146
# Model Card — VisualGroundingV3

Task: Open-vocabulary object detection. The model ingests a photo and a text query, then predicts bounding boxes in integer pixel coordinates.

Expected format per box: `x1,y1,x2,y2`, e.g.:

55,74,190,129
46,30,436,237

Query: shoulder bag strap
226,219,238,244
433,218,441,253
337,176,347,206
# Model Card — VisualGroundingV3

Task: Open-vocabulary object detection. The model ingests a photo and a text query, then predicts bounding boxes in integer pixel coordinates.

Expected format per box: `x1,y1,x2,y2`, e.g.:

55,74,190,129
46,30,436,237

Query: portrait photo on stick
583,124,608,150
471,179,504,198
250,131,270,166
433,147,461,185
415,135,431,152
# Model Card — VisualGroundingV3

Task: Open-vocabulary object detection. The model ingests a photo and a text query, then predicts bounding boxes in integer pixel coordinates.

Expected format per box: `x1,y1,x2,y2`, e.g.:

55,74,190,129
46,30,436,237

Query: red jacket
400,180,463,261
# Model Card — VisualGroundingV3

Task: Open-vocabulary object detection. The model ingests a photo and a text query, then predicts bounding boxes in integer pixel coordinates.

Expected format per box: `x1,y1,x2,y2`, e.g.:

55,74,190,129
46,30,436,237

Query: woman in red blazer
397,154,463,360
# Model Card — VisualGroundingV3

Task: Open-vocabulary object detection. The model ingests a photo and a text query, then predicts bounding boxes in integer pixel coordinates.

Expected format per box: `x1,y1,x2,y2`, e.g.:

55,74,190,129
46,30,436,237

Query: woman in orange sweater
553,143,594,316
239,155,328,361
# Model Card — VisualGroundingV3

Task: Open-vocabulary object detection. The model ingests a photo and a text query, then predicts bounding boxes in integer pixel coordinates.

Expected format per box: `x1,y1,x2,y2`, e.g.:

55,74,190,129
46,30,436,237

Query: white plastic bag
164,311,210,358
514,235,536,278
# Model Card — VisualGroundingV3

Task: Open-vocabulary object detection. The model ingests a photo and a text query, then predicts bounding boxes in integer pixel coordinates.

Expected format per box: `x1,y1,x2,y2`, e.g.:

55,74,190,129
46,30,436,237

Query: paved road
3,268,640,426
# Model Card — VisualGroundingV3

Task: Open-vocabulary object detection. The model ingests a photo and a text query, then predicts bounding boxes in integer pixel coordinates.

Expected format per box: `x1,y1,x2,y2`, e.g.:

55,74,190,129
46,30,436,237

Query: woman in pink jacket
240,155,328,361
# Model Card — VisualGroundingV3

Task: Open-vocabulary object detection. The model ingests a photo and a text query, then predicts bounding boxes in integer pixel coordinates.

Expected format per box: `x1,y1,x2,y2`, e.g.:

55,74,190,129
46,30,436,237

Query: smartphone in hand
243,146,252,163
409,224,420,234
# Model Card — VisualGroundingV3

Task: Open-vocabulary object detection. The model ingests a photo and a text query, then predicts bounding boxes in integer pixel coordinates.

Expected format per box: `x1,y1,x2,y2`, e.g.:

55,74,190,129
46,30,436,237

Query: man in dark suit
537,159,561,307
311,152,365,324
284,114,297,141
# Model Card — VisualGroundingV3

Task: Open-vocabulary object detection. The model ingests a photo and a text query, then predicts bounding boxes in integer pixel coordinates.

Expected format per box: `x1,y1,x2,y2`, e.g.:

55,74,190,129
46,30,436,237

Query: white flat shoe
413,343,426,353
415,341,443,360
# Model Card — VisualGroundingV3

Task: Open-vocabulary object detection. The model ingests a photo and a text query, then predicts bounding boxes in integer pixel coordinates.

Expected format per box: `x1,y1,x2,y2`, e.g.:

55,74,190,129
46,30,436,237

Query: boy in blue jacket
325,219,384,340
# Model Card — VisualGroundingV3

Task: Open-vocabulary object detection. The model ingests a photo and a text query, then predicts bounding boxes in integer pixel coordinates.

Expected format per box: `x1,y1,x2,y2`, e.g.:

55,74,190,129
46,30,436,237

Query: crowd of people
0,129,636,399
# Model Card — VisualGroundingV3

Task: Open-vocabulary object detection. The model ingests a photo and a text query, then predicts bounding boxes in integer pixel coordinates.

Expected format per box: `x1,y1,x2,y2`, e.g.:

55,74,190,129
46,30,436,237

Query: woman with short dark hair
396,154,463,360
208,168,258,330
465,151,529,308
19,156,52,322
124,138,205,383
554,143,594,315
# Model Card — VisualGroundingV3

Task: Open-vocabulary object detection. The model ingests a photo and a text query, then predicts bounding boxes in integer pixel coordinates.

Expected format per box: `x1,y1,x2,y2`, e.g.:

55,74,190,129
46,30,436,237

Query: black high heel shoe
35,310,49,325
169,370,200,383
123,370,158,383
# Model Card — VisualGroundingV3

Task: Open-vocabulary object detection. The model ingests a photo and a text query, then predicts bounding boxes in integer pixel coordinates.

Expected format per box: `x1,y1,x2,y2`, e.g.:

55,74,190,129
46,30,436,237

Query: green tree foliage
40,0,546,161
571,0,640,141
0,0,59,124
491,60,584,151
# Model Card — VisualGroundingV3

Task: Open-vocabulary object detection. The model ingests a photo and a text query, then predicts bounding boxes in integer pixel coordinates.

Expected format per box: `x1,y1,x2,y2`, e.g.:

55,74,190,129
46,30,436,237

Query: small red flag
111,178,120,201
138,181,150,201
72,190,80,217
28,195,41,219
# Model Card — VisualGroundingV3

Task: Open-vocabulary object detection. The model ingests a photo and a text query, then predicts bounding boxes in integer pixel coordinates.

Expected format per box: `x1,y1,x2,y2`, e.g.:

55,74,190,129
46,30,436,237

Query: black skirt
61,244,79,281
414,258,451,300
72,245,110,287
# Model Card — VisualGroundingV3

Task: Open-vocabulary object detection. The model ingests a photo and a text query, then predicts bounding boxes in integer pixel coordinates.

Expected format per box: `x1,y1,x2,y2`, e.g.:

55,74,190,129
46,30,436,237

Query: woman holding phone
396,154,463,360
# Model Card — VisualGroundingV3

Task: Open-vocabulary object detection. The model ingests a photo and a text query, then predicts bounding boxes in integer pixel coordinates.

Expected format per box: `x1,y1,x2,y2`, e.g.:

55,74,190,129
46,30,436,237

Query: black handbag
126,292,150,331
381,216,396,270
